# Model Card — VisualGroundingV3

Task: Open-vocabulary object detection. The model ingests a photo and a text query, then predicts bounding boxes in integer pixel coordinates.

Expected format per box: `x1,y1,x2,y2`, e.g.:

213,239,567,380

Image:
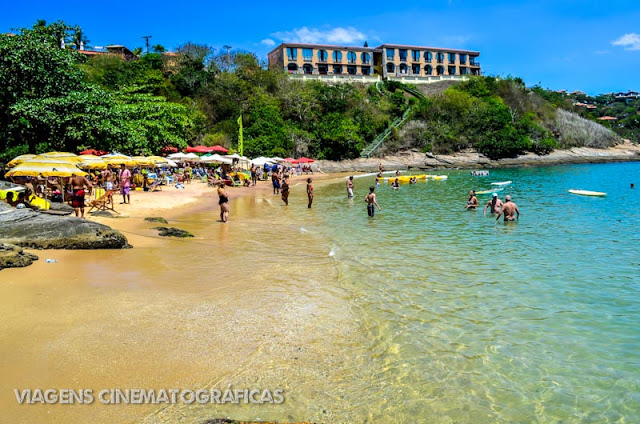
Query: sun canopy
201,154,232,164
183,153,200,161
5,160,87,178
6,154,37,168
168,152,187,159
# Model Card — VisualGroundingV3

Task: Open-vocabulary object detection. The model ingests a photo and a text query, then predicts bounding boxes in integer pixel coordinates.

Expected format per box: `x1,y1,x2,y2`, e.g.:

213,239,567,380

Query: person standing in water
306,178,314,208
465,190,478,210
392,178,400,189
365,186,381,217
217,183,230,223
496,195,519,222
281,175,290,206
346,176,354,198
483,193,503,215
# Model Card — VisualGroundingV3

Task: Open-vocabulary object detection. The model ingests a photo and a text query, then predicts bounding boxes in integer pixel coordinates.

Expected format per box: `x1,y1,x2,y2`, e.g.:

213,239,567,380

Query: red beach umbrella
298,157,314,163
208,145,229,153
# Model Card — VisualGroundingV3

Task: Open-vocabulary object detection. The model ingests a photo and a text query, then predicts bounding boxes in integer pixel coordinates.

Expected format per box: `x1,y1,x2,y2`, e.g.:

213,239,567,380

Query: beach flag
237,115,243,156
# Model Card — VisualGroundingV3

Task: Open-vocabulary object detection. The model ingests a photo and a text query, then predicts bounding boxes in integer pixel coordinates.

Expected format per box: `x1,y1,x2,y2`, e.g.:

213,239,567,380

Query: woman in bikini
217,183,230,223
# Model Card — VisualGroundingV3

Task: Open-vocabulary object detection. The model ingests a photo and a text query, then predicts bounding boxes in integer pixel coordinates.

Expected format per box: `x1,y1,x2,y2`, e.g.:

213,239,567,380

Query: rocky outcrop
313,141,640,173
153,227,193,238
145,217,168,224
0,243,39,270
0,202,129,249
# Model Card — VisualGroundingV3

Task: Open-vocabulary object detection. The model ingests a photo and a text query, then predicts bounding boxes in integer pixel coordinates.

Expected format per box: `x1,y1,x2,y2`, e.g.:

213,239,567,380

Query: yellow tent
6,154,37,168
5,160,87,178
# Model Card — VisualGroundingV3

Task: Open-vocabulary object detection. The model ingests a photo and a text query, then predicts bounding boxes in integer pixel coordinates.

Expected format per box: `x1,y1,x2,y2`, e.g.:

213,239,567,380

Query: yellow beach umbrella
103,157,136,167
40,151,80,159
6,154,37,168
78,156,108,170
132,156,155,166
5,159,87,178
147,155,168,164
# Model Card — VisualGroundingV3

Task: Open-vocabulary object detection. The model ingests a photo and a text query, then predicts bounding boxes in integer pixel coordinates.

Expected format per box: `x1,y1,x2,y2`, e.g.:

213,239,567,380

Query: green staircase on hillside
360,84,425,158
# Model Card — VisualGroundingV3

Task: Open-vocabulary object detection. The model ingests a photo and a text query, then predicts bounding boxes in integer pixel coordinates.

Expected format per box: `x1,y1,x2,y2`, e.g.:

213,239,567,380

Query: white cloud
261,38,276,47
612,33,640,51
272,26,367,45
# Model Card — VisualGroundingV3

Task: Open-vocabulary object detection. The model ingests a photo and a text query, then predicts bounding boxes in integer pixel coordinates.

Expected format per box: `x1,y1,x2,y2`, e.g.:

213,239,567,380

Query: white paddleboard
491,181,512,186
568,189,606,197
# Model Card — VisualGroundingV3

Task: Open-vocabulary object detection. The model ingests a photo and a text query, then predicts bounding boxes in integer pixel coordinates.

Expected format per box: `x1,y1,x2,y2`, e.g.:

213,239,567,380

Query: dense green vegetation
0,21,628,164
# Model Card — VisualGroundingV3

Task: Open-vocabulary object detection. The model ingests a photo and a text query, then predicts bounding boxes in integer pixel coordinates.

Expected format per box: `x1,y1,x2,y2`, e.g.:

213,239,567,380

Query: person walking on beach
346,176,354,198
118,164,131,204
365,186,381,217
217,183,230,223
102,166,115,190
483,193,503,216
281,175,290,206
307,178,314,208
251,165,257,186
496,195,519,222
465,190,478,210
68,172,93,218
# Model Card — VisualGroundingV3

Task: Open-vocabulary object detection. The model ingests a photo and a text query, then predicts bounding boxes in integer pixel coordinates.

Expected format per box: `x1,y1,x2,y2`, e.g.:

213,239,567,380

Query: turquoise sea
307,162,639,423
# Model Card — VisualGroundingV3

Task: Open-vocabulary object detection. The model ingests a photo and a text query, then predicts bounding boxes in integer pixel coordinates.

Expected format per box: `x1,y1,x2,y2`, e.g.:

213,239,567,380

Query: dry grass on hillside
555,109,621,149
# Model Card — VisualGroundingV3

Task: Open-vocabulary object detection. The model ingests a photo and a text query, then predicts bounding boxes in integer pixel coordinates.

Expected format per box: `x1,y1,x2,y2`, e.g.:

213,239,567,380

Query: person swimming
392,178,400,189
465,190,478,210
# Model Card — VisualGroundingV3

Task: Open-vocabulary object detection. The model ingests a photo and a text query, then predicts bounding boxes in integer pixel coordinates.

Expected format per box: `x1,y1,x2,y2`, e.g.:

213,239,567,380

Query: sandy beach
0,171,360,424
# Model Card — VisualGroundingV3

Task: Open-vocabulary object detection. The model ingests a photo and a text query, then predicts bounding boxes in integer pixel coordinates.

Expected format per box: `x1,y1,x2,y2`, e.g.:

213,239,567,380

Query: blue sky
3,0,639,94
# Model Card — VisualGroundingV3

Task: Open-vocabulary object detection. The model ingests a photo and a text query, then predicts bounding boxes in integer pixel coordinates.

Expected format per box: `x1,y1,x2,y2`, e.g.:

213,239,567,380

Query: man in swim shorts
68,172,93,218
346,176,354,198
483,193,503,215
307,178,313,208
496,195,520,222
102,166,115,190
364,186,381,217
119,164,132,204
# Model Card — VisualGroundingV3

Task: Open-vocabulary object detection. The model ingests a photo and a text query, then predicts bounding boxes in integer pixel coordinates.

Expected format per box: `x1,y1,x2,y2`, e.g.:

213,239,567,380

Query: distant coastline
315,140,640,173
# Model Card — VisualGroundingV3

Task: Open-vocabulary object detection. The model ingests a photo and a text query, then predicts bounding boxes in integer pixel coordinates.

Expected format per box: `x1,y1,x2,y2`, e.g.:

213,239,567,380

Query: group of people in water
466,190,520,221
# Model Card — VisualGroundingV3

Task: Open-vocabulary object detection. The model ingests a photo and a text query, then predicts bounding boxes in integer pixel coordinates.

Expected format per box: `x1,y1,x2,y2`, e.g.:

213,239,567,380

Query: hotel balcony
469,61,481,67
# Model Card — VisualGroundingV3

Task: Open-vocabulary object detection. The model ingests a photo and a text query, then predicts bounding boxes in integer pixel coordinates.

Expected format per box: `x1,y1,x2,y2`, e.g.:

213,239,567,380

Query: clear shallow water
311,163,640,423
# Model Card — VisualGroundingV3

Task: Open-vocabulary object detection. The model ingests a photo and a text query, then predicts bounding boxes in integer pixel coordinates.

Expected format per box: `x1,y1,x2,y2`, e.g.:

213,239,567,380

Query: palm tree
152,44,166,53
34,19,47,28
71,25,90,50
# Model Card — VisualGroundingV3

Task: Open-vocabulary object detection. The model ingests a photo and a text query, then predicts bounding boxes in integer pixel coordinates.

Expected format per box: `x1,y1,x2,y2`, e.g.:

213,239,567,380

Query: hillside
0,21,629,164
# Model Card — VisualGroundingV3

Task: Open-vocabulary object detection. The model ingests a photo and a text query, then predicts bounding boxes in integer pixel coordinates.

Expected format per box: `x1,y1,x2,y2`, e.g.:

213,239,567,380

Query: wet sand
0,173,363,424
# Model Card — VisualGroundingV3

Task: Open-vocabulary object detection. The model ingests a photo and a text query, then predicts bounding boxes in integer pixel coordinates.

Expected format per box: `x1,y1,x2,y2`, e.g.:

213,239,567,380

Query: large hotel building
268,43,481,83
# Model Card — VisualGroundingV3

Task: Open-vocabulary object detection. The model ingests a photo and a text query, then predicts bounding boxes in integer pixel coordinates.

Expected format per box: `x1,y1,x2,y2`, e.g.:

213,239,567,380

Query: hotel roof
269,42,480,56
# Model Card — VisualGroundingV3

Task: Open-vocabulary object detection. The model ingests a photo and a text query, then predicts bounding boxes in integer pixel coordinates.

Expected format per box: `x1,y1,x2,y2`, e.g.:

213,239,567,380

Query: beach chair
148,179,162,192
87,189,119,214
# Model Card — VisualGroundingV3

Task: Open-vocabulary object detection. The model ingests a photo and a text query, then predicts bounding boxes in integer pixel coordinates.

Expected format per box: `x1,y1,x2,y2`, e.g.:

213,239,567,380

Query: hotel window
399,49,408,62
347,65,357,75
436,65,444,75
347,51,357,64
287,63,298,74
303,48,313,61
399,63,408,74
460,67,468,75
411,50,421,61
333,51,343,62
470,56,478,65
424,65,432,75
459,54,467,64
411,64,421,75
333,65,343,74
386,62,395,73
318,64,328,75
386,48,395,60
448,53,456,63
318,50,328,61
424,51,433,61
361,66,371,76
436,52,444,63
448,66,456,75
361,52,370,64
303,64,313,74
286,47,297,61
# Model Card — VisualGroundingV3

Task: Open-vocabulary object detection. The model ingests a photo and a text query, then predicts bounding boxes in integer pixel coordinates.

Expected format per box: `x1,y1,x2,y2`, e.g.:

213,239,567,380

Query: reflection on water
1,163,639,423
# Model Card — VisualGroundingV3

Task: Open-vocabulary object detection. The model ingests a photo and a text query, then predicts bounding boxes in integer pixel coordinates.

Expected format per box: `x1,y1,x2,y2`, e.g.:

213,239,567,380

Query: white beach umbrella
183,153,200,161
168,152,187,159
164,159,178,167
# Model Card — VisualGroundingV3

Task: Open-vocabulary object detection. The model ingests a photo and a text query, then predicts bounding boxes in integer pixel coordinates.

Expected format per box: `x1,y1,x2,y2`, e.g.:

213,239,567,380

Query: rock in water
145,217,168,224
0,243,39,270
0,202,129,249
153,227,194,238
